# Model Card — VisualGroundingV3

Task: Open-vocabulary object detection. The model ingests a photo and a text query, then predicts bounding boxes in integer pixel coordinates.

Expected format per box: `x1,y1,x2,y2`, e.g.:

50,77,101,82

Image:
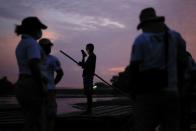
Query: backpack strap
163,29,169,86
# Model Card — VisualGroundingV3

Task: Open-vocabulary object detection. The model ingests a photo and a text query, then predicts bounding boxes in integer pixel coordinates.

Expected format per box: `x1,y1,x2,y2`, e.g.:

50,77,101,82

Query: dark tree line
111,66,132,95
0,76,15,95
110,64,196,98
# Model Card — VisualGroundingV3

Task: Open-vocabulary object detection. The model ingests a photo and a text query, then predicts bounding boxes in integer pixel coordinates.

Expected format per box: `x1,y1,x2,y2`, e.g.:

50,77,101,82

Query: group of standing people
14,6,196,131
14,17,64,131
14,16,96,131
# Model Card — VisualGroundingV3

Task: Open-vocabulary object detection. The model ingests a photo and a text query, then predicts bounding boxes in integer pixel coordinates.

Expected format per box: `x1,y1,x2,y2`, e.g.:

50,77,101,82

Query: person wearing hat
39,38,64,131
15,16,48,131
129,7,188,131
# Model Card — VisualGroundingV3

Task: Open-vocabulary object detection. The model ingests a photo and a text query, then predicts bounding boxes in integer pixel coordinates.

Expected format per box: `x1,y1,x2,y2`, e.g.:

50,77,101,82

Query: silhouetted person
179,51,196,131
129,7,188,131
15,16,47,131
39,38,64,131
78,43,96,114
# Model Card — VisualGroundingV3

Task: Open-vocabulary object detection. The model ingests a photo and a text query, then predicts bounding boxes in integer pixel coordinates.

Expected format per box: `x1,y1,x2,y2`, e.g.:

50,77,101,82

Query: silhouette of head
86,43,94,54
39,38,53,55
137,7,165,30
15,16,47,40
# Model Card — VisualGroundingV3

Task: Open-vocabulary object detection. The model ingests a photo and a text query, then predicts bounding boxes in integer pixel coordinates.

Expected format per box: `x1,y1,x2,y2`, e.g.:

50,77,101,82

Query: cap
21,16,47,29
39,38,53,46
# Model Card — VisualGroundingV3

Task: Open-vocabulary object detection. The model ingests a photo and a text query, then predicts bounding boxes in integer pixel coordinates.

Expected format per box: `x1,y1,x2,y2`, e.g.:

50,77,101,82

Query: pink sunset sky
0,0,196,88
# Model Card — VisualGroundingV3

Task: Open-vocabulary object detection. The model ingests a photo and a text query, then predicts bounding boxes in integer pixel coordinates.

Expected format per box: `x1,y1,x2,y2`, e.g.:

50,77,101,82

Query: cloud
39,9,126,31
130,0,158,4
0,1,37,21
97,18,125,28
0,7,20,20
107,66,125,75
0,0,128,32
42,31,61,41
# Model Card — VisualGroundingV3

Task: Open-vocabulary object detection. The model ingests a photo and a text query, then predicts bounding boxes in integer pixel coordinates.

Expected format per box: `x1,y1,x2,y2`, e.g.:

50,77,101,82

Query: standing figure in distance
78,43,96,114
39,38,64,131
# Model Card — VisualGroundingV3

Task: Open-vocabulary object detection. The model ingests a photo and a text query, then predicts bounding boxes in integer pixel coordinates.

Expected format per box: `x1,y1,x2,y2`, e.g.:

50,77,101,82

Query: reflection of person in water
78,43,96,114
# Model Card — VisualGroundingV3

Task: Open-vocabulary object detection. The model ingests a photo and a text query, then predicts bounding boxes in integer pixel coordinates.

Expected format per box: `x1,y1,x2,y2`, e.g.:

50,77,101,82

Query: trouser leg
20,101,45,131
87,94,92,112
45,91,57,131
134,94,158,131
160,91,181,131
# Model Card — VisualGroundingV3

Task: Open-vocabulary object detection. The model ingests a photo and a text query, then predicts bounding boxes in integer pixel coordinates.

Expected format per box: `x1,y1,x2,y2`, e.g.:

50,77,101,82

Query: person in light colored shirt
39,38,64,131
129,7,188,131
15,16,47,131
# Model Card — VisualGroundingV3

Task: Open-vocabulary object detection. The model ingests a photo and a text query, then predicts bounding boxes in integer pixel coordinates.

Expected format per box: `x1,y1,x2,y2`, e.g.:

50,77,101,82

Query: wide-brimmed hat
39,38,53,46
21,16,47,30
137,7,165,30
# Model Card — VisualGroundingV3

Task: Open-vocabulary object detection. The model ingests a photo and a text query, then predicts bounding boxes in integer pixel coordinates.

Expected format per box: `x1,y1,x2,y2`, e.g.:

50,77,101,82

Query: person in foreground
15,16,48,131
129,7,188,131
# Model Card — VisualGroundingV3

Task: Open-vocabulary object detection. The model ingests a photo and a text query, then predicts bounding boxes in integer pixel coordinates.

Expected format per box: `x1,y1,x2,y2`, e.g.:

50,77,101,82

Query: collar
21,34,35,40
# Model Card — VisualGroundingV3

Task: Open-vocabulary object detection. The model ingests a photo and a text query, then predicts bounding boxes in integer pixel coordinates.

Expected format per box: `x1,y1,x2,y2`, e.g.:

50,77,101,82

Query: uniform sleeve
130,38,143,63
27,41,41,60
175,32,188,66
53,57,62,71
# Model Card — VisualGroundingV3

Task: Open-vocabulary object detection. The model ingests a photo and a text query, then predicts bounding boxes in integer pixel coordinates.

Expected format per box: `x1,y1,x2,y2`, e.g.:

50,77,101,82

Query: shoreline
0,88,122,97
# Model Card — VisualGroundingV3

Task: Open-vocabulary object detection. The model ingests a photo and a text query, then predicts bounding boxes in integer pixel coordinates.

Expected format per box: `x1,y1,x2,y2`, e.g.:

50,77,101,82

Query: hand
81,50,87,57
78,61,82,66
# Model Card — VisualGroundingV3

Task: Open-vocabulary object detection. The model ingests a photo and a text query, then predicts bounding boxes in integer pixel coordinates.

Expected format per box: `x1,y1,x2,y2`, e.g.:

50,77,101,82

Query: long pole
60,50,79,65
59,50,129,97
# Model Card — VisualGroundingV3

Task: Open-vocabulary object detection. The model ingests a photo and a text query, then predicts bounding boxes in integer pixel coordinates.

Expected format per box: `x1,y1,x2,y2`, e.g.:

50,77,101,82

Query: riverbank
55,88,121,98
0,88,121,97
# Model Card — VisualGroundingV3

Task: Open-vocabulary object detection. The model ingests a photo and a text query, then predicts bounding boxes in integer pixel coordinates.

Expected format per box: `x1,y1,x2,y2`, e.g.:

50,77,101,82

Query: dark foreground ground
0,96,133,131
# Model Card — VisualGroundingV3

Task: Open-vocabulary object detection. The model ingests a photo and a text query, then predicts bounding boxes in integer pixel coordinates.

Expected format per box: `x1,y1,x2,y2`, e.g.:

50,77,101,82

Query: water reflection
0,96,120,115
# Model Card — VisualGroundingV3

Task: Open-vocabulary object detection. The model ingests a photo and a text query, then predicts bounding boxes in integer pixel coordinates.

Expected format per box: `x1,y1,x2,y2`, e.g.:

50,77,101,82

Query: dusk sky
1,0,196,88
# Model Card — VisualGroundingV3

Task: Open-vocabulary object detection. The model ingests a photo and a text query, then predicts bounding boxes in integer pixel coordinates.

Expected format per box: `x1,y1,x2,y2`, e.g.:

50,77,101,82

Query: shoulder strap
164,30,169,69
163,29,170,87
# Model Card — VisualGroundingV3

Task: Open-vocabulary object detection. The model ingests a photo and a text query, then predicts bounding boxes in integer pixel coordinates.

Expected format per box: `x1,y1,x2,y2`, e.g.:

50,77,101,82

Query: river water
0,96,122,115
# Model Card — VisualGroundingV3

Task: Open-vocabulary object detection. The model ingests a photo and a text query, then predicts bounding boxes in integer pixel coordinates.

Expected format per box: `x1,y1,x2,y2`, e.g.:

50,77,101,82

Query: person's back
130,7,187,131
44,55,63,89
133,29,185,92
16,35,41,75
